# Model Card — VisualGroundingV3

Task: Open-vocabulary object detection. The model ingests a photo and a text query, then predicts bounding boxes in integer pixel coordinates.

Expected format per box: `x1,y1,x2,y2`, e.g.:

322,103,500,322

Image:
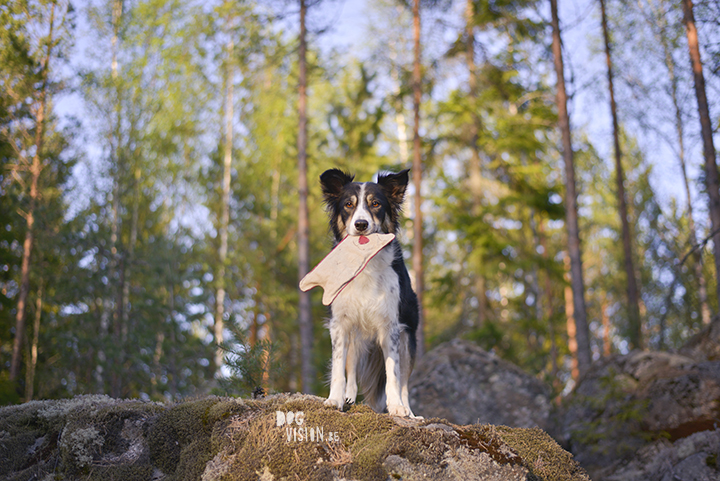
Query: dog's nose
355,220,368,232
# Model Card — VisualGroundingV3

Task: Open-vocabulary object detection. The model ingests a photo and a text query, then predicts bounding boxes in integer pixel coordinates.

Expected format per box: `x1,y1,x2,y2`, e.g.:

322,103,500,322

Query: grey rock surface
597,429,720,481
409,339,552,430
558,350,720,479
680,317,720,362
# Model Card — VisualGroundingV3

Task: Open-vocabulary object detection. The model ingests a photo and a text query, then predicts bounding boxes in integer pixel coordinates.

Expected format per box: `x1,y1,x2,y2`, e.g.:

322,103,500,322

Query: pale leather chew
299,233,396,306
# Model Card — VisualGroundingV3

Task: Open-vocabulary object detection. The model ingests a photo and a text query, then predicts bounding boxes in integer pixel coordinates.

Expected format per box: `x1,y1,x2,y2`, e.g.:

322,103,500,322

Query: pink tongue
359,236,369,245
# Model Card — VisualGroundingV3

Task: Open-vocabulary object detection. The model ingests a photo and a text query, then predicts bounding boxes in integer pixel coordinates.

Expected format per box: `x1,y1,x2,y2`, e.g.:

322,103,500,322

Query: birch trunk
412,0,425,357
10,2,56,383
109,0,124,398
215,34,234,371
465,0,488,327
297,0,315,392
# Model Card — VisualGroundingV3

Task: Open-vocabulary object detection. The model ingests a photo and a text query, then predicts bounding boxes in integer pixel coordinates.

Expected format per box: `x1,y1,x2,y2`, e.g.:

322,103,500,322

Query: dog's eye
370,200,380,208
345,201,353,209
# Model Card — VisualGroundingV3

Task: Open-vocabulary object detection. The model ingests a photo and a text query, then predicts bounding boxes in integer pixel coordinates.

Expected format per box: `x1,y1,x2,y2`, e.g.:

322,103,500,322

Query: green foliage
217,323,285,397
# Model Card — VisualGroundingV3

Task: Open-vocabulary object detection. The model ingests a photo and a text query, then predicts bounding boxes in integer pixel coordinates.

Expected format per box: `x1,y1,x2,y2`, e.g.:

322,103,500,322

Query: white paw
324,397,344,410
387,403,411,417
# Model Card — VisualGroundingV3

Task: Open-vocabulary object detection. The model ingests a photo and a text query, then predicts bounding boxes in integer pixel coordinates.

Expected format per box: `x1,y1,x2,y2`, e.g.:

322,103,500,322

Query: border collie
319,168,419,417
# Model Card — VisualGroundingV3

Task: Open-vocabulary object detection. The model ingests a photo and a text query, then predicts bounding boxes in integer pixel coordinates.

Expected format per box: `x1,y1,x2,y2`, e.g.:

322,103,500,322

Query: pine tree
549,0,592,374
681,0,720,310
599,0,642,349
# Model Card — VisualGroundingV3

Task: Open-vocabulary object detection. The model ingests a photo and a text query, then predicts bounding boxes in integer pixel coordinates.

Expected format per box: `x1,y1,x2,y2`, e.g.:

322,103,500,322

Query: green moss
0,401,64,478
0,429,48,476
494,425,590,481
148,396,248,480
1,393,590,481
87,464,154,481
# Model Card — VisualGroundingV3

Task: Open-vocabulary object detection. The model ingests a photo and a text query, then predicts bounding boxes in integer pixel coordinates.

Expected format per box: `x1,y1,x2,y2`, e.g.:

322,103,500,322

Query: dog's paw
343,398,355,411
344,386,357,404
324,397,344,410
387,403,411,417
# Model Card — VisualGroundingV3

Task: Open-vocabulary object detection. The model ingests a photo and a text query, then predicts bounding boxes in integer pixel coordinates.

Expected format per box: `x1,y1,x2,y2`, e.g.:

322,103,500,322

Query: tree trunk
539,221,560,390
168,280,178,399
643,0,712,325
529,211,542,321
24,285,43,401
681,0,720,312
122,120,140,346
109,0,124,399
549,0,592,375
659,8,711,323
672,60,711,326
10,2,56,383
602,296,611,357
599,0,642,349
297,0,315,393
215,34,234,371
465,0,488,328
412,0,425,358
564,256,579,382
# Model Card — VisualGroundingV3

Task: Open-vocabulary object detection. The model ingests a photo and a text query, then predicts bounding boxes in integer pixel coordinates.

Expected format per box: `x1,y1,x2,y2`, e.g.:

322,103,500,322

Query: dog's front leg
344,339,358,406
324,320,347,410
381,327,410,417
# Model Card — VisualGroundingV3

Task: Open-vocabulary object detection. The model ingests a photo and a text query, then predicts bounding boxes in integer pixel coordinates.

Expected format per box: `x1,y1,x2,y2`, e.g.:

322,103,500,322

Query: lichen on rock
0,393,588,481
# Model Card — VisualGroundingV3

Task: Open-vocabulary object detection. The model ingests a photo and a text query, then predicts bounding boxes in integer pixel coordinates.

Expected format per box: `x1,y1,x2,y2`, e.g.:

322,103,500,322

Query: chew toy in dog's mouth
299,233,395,305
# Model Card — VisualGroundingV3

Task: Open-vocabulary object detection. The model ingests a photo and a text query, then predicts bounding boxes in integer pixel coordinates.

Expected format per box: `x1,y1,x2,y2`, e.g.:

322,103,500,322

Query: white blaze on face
349,184,374,235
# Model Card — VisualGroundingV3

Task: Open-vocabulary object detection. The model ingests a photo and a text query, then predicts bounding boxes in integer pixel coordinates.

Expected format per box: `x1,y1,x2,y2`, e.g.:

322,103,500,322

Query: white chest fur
330,245,400,337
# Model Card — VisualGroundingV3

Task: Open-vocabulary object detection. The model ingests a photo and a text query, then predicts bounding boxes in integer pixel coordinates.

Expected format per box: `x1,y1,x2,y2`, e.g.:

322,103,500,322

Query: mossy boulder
557,350,720,479
0,393,589,480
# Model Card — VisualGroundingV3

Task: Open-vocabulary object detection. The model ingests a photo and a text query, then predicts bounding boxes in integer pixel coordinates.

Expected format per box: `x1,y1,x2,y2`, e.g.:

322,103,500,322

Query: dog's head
320,168,409,241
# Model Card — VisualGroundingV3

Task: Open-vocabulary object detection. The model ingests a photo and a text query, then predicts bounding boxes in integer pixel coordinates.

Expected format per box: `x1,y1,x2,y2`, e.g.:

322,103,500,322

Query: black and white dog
319,168,419,417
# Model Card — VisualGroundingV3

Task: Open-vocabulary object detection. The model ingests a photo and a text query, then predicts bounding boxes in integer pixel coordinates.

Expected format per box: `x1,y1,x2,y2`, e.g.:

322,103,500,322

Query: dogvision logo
275,411,340,443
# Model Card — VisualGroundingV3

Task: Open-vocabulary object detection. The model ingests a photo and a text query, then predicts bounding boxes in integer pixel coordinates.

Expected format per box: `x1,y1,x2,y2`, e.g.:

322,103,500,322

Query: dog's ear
377,169,409,206
320,169,355,203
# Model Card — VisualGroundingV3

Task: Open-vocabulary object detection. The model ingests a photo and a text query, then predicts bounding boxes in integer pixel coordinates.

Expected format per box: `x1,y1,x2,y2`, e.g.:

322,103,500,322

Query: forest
1,0,720,405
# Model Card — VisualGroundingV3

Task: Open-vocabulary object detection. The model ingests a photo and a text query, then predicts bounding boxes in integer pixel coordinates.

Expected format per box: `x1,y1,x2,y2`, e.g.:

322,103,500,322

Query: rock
0,393,589,481
409,339,552,431
558,350,720,479
595,429,720,481
679,317,720,362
